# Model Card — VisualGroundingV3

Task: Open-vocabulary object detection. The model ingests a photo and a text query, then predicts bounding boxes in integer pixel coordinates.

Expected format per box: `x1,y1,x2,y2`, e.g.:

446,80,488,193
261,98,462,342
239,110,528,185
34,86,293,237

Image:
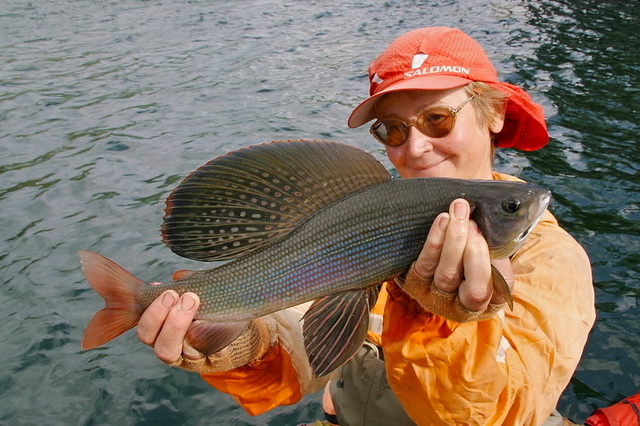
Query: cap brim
347,75,472,128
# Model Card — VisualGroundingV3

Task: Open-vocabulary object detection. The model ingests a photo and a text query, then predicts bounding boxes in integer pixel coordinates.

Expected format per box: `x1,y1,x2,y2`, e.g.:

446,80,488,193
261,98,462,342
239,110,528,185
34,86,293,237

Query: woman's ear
489,102,507,134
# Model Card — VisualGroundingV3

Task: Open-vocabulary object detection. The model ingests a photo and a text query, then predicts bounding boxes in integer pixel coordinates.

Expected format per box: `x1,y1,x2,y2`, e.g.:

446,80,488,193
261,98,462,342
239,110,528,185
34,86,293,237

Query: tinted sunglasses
369,95,475,147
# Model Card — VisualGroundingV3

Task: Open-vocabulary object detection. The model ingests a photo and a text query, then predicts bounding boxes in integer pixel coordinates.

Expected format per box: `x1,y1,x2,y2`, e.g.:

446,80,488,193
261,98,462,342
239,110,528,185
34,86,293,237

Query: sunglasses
369,95,476,147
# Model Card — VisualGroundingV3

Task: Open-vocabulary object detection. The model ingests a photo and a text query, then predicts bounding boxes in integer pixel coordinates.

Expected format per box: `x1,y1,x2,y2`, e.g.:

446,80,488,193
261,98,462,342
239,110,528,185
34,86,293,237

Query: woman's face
374,88,503,180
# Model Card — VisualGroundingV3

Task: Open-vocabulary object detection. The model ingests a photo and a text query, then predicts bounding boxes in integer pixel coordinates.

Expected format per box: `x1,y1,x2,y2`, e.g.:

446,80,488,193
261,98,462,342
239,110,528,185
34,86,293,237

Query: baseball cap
348,27,549,151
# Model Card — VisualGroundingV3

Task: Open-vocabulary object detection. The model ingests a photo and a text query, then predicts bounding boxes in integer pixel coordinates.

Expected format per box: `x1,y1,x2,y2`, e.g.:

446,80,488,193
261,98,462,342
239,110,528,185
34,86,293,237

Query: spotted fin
161,140,390,261
302,286,380,377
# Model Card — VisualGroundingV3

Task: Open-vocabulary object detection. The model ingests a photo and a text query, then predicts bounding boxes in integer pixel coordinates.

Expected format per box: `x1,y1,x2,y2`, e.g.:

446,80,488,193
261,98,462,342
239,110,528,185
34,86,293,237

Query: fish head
468,181,552,259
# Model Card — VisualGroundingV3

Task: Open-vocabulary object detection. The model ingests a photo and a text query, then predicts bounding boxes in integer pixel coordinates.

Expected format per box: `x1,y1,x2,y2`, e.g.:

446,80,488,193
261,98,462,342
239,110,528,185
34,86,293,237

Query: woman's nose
404,126,434,156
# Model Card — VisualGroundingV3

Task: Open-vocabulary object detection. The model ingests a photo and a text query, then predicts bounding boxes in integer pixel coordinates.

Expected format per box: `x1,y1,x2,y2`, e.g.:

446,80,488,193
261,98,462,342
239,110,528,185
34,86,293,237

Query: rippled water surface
1,0,638,424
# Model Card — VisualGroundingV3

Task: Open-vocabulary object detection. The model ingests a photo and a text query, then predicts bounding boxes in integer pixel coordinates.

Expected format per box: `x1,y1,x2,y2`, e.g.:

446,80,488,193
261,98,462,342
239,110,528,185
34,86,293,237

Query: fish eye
502,197,521,213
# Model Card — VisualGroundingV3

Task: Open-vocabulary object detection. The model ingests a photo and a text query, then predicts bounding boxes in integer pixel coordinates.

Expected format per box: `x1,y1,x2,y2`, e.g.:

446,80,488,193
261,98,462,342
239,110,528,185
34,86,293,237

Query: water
1,0,638,424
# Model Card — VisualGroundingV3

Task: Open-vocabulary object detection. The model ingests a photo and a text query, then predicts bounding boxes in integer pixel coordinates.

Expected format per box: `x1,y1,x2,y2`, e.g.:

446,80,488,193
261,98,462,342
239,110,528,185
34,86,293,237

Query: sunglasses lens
416,108,455,138
371,120,408,146
370,105,460,146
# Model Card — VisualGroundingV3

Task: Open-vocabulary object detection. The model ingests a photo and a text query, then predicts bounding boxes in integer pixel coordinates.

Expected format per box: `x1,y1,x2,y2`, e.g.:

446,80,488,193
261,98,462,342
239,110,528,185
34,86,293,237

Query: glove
394,263,505,323
167,317,274,374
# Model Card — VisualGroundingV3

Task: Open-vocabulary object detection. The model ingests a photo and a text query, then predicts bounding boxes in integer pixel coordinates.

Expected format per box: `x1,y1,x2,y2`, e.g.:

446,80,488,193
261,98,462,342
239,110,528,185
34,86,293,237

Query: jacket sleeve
199,303,333,416
381,211,596,425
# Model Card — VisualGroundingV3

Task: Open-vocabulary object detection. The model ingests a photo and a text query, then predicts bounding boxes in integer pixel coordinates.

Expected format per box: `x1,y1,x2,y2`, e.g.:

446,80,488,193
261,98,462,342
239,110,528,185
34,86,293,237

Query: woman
137,27,596,425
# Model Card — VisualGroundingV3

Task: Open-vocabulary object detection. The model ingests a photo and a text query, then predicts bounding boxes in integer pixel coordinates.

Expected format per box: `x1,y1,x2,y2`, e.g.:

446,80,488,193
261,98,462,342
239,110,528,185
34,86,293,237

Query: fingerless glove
168,318,274,373
394,263,504,323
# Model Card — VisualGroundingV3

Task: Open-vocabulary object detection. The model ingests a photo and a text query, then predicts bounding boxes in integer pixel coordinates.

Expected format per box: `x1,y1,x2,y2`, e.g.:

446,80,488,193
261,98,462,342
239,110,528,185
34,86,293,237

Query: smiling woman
372,89,497,179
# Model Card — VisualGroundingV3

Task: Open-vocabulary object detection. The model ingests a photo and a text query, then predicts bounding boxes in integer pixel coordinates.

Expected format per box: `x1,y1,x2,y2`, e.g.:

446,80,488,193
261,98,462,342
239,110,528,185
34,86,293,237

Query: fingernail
161,292,176,308
439,214,450,231
454,201,468,220
181,294,196,311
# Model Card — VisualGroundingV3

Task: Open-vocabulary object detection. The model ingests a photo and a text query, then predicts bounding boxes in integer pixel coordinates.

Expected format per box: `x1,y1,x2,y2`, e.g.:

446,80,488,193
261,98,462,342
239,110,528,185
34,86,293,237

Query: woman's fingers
137,290,179,346
153,293,200,364
414,198,514,312
433,199,470,293
414,199,471,290
414,212,450,278
136,291,200,364
458,221,493,312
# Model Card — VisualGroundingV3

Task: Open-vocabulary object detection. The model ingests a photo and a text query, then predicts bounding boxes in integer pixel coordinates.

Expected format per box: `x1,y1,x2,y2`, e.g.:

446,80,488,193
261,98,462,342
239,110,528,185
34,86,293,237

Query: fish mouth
525,191,551,236
490,229,532,259
516,190,551,240
516,212,542,244
509,221,537,253
518,225,533,242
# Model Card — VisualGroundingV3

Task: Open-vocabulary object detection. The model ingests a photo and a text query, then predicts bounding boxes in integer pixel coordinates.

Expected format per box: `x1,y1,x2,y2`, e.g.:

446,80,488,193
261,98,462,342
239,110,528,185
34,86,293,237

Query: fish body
80,140,550,375
130,178,546,320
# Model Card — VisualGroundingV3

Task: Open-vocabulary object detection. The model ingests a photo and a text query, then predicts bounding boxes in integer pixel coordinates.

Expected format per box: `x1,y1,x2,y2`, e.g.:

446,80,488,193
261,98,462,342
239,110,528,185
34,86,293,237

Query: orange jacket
201,172,596,424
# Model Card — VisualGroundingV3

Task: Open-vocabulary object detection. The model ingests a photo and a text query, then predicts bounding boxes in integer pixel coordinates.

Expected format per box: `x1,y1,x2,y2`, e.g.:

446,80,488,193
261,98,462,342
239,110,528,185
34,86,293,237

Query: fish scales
136,178,479,321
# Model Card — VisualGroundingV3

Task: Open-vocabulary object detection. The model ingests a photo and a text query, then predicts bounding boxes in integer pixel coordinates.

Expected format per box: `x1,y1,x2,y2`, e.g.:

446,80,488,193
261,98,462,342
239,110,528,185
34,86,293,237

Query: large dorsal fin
161,139,390,261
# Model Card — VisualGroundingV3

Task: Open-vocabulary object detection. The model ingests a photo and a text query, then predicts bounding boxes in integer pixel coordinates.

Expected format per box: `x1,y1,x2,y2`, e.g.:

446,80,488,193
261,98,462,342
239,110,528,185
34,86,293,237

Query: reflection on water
1,0,638,423
521,1,640,415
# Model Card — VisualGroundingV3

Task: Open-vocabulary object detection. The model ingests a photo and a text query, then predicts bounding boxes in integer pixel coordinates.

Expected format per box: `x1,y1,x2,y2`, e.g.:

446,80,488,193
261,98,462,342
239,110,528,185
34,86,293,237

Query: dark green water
1,0,638,424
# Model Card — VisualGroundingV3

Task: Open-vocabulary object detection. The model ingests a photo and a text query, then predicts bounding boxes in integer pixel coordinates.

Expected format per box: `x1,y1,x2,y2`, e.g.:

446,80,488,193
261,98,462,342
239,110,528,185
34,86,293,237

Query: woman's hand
137,289,201,364
413,198,514,313
136,286,271,374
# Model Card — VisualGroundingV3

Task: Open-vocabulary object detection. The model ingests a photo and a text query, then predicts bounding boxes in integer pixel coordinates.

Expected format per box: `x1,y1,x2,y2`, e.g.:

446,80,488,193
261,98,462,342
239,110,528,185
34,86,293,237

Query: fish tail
78,251,145,350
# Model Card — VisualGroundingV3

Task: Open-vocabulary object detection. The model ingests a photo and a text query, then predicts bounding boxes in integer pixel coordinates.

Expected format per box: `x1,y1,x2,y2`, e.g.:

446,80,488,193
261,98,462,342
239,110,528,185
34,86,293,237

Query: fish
79,139,551,376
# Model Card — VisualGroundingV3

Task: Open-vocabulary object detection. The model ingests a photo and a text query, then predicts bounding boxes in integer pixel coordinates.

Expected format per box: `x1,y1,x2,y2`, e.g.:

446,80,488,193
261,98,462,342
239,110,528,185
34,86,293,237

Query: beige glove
168,318,274,374
395,263,504,323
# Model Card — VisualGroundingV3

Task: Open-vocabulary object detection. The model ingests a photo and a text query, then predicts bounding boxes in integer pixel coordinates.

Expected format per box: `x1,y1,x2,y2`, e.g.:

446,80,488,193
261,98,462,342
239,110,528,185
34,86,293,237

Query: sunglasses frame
369,94,476,147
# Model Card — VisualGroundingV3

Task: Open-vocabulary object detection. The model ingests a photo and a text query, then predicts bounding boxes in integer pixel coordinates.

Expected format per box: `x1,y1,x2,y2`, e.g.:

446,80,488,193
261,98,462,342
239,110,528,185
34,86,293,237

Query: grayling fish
79,140,550,376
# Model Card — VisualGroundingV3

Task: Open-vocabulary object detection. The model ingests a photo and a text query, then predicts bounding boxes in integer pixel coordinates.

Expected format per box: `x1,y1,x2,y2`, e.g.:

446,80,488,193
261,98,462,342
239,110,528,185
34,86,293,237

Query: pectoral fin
491,264,513,310
302,286,379,377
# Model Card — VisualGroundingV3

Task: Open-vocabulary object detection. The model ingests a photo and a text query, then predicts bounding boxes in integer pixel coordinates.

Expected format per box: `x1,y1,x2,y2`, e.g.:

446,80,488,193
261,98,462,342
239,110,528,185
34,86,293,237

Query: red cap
348,27,549,151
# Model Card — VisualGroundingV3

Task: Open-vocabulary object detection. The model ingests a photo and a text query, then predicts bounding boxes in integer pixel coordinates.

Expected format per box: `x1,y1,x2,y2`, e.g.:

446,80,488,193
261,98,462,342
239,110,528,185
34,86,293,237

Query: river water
1,0,638,424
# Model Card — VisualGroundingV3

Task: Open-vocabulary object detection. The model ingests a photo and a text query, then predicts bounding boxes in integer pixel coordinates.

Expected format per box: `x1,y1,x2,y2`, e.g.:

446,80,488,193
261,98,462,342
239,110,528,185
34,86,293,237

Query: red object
585,391,640,426
348,27,549,152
